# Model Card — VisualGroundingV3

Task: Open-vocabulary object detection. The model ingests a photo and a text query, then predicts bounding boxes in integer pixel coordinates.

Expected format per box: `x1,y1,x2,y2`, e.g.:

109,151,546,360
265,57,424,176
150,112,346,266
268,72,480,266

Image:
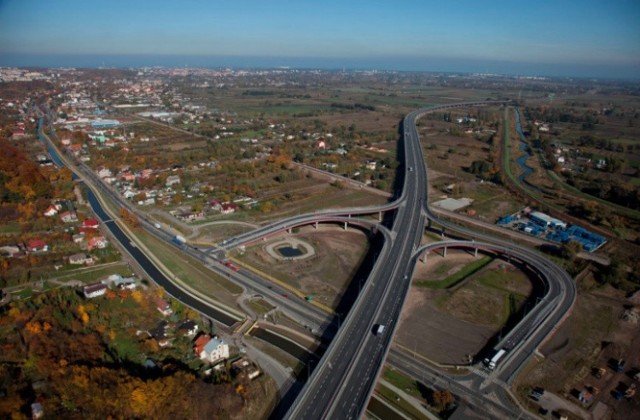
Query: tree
433,389,454,411
560,240,582,261
119,208,139,228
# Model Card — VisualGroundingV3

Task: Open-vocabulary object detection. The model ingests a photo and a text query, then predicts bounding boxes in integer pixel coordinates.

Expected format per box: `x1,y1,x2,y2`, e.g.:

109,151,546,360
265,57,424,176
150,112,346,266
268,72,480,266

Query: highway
284,101,576,419
39,99,576,419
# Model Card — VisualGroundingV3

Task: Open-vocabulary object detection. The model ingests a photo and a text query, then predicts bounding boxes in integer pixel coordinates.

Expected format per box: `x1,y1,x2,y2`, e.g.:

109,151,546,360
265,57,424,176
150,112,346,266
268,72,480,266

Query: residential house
108,274,137,290
82,218,99,229
44,205,59,217
11,128,26,139
121,172,136,183
220,203,237,215
96,167,113,179
176,211,204,222
232,357,261,381
68,144,82,155
209,200,223,212
68,253,94,265
26,239,48,253
117,279,136,290
0,245,22,257
177,320,198,337
365,160,377,170
165,175,181,187
153,296,173,316
150,321,171,347
83,282,107,299
122,189,137,199
87,236,107,250
193,334,211,357
60,211,78,223
200,336,230,364
72,233,85,244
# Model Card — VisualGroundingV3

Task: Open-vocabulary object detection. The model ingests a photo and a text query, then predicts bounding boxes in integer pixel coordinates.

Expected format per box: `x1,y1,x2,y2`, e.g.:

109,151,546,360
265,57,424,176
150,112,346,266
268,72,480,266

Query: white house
165,175,181,187
68,253,94,265
44,205,59,217
200,337,229,364
96,167,113,179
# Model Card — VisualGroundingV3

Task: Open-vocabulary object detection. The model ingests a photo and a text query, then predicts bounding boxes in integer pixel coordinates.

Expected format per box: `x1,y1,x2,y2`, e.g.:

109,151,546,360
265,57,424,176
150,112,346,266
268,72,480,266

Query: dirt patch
398,256,534,364
236,225,370,308
395,287,495,365
442,286,505,327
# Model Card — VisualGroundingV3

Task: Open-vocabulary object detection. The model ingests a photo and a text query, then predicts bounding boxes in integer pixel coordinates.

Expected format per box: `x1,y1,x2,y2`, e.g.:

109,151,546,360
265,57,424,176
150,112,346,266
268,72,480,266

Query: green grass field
134,228,243,299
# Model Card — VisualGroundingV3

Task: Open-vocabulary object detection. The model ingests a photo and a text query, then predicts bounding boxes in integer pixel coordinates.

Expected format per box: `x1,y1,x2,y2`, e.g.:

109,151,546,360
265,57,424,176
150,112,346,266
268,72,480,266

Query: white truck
484,348,507,370
375,324,385,336
173,235,186,245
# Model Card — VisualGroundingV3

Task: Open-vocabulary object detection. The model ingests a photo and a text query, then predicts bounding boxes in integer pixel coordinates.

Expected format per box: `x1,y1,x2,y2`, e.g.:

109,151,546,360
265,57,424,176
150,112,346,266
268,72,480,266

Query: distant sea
0,53,637,80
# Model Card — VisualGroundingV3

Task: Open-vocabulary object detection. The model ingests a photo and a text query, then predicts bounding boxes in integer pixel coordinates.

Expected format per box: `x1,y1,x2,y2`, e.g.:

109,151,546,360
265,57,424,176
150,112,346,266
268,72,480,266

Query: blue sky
0,0,638,78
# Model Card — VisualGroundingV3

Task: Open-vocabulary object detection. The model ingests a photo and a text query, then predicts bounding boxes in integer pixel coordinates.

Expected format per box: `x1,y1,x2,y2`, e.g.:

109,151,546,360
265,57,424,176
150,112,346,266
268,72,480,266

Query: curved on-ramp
283,100,576,419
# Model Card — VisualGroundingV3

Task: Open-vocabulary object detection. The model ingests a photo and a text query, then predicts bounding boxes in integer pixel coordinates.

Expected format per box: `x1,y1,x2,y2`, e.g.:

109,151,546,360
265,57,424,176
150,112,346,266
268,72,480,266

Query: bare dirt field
398,251,533,364
395,287,495,365
235,225,370,308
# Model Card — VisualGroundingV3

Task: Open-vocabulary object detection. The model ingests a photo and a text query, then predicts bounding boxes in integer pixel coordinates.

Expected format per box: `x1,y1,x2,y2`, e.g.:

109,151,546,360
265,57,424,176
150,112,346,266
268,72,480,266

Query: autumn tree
433,389,454,411
119,207,139,228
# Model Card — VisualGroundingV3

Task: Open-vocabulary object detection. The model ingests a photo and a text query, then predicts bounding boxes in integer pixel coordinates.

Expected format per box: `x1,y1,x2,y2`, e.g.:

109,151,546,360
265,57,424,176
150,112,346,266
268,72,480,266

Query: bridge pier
344,222,348,230
314,222,318,230
443,247,447,258
287,228,292,234
474,247,478,258
378,211,382,222
420,251,427,263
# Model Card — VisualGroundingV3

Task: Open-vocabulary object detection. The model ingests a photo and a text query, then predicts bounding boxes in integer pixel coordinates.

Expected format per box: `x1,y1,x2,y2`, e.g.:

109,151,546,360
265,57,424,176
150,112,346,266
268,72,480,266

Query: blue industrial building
91,119,120,129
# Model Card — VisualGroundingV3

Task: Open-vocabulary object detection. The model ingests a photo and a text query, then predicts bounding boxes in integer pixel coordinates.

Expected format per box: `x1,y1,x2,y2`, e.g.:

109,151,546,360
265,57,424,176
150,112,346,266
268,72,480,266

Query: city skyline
1,0,639,79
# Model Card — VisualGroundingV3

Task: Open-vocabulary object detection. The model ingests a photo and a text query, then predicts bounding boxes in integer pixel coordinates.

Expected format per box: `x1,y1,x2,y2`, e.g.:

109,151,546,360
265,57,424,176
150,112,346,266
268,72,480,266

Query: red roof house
193,334,212,356
44,205,59,217
87,236,107,250
82,218,99,229
27,239,48,253
153,296,173,316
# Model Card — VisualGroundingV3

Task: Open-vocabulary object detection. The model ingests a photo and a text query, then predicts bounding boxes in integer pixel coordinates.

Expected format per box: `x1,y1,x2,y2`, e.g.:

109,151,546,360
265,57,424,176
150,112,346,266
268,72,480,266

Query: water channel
513,108,541,193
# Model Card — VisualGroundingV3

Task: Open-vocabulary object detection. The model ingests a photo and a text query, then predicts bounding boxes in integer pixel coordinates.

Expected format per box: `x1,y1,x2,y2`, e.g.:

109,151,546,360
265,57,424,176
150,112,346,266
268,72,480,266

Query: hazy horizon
2,52,639,81
1,0,639,80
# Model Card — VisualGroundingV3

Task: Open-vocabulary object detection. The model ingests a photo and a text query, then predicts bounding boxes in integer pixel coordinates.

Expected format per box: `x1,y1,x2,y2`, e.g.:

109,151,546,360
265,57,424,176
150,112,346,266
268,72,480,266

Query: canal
514,108,541,193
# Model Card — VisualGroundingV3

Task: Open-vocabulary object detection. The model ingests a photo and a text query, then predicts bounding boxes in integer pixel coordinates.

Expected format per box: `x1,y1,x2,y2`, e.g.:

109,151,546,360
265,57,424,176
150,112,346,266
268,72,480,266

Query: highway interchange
38,100,576,419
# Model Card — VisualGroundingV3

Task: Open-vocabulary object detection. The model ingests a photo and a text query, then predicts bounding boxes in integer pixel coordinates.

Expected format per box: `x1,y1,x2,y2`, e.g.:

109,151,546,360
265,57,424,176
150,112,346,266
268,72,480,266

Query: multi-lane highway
283,101,576,419
39,99,576,419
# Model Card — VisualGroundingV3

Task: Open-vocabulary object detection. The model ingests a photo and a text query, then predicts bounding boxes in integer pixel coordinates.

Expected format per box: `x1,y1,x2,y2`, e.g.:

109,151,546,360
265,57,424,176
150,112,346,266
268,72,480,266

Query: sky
0,0,639,78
